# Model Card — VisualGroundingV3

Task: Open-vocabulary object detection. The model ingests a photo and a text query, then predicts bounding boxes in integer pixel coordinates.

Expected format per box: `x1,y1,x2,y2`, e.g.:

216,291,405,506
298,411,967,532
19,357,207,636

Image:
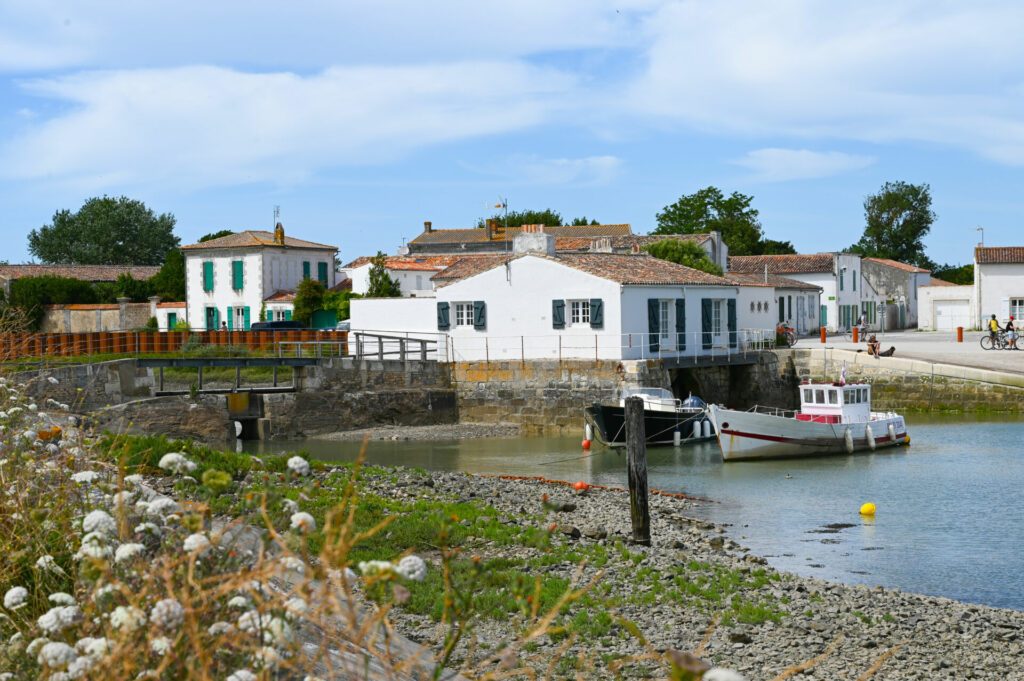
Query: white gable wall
976,262,1024,325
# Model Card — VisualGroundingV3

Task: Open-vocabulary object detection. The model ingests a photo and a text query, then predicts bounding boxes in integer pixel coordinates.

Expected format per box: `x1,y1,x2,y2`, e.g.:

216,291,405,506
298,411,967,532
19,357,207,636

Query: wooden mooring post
624,395,651,545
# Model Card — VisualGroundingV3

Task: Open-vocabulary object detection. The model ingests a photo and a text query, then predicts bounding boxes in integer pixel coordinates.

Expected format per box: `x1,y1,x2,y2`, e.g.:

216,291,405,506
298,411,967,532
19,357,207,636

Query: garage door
934,300,970,331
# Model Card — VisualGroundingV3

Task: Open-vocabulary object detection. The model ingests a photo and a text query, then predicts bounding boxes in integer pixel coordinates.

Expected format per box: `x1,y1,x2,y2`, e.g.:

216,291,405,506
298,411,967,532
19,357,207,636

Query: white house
860,258,930,329
918,280,973,331
181,224,338,330
974,246,1024,327
352,228,774,362
341,255,465,297
723,273,822,335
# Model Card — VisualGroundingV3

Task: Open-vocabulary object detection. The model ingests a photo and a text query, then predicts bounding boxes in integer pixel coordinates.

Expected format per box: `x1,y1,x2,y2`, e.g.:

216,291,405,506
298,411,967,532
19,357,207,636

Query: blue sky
2,1,1024,267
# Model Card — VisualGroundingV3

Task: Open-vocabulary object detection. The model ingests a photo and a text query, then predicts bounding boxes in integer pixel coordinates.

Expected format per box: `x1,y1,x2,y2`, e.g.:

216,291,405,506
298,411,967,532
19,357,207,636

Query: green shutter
227,306,234,330
840,271,844,291
284,309,292,321
232,260,244,290
727,299,737,348
203,261,214,292
214,307,221,329
853,271,857,291
317,261,328,285
302,261,311,280
701,299,713,349
589,298,604,328
648,299,660,352
243,306,251,330
675,299,686,350
778,296,785,323
437,302,450,330
552,300,565,329
787,296,792,320
167,313,177,330
473,301,486,330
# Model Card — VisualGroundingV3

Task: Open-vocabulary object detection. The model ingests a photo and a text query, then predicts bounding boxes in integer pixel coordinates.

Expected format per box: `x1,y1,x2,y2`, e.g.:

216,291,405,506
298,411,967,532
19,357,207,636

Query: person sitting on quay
867,334,881,358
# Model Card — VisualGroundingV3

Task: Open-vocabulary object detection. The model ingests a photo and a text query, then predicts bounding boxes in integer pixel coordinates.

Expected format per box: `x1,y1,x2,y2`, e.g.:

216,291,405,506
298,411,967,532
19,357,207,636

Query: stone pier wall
452,359,670,436
785,348,1024,412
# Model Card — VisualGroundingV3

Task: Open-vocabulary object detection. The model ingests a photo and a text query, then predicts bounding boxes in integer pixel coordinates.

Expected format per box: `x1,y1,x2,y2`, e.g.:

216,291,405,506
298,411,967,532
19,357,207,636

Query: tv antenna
273,205,280,226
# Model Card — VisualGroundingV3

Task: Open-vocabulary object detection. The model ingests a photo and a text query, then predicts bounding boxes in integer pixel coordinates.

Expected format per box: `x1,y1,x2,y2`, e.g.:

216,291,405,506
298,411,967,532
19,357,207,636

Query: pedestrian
221,321,228,330
1007,315,1018,349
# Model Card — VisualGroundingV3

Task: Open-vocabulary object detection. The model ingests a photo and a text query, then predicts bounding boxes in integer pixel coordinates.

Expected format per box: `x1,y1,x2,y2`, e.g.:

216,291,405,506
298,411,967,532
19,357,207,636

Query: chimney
513,225,555,256
590,237,613,253
485,219,495,240
423,220,432,233
274,222,285,245
631,243,641,254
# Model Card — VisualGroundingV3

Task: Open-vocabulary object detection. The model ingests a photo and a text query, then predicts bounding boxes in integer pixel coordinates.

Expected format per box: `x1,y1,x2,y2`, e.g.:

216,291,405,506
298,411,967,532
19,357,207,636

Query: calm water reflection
244,413,1024,610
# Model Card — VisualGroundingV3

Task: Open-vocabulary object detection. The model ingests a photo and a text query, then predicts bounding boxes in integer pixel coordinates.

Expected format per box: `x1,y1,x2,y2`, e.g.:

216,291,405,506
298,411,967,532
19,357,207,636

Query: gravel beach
311,421,521,442
355,467,1024,680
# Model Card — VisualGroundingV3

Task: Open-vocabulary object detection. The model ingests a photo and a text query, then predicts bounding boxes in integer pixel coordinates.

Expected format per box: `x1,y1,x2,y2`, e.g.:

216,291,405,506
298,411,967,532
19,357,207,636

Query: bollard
820,326,827,343
624,396,651,546
853,327,859,344
956,326,964,343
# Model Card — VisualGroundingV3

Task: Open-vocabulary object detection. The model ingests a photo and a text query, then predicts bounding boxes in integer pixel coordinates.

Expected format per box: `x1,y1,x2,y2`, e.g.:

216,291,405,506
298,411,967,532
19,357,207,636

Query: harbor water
244,414,1024,611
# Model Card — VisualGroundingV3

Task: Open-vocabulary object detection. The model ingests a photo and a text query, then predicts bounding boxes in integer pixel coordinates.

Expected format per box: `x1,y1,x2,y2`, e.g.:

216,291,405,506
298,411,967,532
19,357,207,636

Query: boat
584,387,715,447
707,379,908,461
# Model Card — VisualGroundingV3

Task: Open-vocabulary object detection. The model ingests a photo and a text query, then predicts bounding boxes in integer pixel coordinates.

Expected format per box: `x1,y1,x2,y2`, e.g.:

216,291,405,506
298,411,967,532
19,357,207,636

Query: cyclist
1008,316,1018,349
989,314,1002,344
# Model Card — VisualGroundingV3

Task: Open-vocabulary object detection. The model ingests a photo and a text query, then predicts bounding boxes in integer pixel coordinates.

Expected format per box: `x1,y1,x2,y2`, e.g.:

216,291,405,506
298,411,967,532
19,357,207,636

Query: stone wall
786,348,1024,412
451,359,670,436
672,352,799,410
89,395,234,443
297,357,451,392
17,359,154,411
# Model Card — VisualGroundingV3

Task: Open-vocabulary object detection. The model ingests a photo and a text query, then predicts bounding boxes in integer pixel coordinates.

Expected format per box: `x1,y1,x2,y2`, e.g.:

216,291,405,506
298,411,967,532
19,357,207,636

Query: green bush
8,275,100,329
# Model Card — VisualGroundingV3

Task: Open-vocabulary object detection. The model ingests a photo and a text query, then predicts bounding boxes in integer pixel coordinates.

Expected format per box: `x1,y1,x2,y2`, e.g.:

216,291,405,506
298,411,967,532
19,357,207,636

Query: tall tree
366,252,402,298
932,263,973,285
654,187,772,256
149,249,186,301
199,229,234,243
849,181,936,269
476,209,563,229
28,196,179,265
643,240,723,275
292,278,326,326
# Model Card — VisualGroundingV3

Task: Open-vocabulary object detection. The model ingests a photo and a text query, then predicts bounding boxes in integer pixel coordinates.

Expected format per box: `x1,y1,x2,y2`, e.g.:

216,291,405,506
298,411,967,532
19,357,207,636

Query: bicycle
776,324,797,348
981,330,1010,350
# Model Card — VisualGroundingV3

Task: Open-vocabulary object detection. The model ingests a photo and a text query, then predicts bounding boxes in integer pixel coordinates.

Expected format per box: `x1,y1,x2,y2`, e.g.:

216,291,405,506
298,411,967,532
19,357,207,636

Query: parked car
335,321,351,332
249,320,305,331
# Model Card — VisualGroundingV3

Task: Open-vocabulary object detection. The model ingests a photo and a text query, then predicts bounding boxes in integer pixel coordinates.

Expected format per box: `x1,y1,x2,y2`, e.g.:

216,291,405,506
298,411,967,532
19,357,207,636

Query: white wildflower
110,606,146,632
37,606,81,634
149,636,172,655
282,498,299,514
75,637,110,657
110,490,135,507
47,376,59,385
70,471,99,484
114,543,147,564
134,521,160,535
226,670,257,681
278,555,305,574
124,474,145,487
237,610,263,635
289,512,315,532
358,560,395,577
286,456,310,476
145,497,179,517
284,597,307,618
35,555,65,574
3,586,28,610
22,429,36,440
37,641,76,669
82,510,116,536
67,655,96,677
395,555,427,582
149,598,184,631
157,453,196,475
27,637,50,655
255,645,281,668
75,534,112,560
227,596,250,609
182,533,211,553
27,403,37,411
47,593,76,606
704,670,748,681
208,621,234,636
263,616,293,646
328,567,358,584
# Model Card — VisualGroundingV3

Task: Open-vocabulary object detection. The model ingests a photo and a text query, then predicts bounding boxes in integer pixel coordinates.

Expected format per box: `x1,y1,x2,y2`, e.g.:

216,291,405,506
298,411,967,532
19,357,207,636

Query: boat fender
844,428,854,454
888,423,896,443
692,421,702,439
865,425,876,451
584,423,593,442
673,430,682,447
702,420,712,438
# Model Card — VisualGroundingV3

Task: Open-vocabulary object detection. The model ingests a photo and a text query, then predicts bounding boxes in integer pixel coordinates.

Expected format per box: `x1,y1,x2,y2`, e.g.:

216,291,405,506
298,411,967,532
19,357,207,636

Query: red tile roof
728,254,835,274
182,230,336,251
923,278,960,287
723,272,822,290
157,301,187,308
975,246,1024,264
342,255,466,271
556,233,712,252
434,252,733,287
410,224,631,245
0,264,161,282
862,257,930,273
263,289,296,302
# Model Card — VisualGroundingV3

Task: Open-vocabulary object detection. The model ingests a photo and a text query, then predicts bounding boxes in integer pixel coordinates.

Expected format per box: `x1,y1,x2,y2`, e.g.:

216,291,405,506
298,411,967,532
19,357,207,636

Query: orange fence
0,330,348,362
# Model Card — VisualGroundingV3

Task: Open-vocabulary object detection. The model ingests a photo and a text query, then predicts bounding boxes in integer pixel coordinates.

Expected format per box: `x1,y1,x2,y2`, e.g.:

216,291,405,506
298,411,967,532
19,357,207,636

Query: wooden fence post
624,395,651,546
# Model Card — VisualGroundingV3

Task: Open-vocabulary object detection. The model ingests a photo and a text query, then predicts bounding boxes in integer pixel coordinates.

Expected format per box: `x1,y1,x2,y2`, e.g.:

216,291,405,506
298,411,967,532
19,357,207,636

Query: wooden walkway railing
0,330,348,361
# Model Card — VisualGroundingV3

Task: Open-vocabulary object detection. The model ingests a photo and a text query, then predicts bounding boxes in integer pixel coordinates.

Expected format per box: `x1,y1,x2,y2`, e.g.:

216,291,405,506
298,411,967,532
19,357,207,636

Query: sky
2,1,1024,267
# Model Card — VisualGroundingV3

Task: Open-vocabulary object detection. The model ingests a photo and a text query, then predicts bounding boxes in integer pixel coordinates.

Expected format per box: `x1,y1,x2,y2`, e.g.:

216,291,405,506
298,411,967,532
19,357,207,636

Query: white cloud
2,63,576,190
467,154,623,186
628,1,1024,164
733,148,874,182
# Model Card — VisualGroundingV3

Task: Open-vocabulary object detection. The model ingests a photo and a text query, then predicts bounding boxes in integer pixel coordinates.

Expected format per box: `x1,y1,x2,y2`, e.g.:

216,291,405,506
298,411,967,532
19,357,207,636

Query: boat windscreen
622,387,674,400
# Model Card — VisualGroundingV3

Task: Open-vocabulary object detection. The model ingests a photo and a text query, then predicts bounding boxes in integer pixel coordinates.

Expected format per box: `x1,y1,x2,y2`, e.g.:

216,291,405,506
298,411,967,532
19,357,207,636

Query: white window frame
659,300,670,340
1011,298,1024,320
454,302,474,328
711,299,723,343
234,307,246,329
569,300,591,326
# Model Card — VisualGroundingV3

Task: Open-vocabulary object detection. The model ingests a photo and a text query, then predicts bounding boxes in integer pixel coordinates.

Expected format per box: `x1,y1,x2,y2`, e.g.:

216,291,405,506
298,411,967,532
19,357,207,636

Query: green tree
149,249,186,301
113,273,153,301
366,252,402,298
324,290,361,321
849,181,937,269
199,230,234,243
654,187,766,256
569,216,600,226
759,238,797,255
643,239,723,275
932,263,973,285
476,209,564,229
28,196,179,265
8,276,100,329
292,278,327,326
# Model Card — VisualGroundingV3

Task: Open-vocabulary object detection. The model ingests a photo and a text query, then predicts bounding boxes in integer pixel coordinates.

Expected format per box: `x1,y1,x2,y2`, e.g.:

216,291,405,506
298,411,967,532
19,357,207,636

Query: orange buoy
581,439,591,450
573,481,589,492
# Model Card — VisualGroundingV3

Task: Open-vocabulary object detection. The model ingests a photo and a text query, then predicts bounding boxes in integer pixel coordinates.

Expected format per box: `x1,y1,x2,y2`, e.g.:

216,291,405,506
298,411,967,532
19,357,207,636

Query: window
317,261,328,285
814,389,825,404
828,390,838,405
202,262,214,292
234,307,247,330
570,300,591,325
853,270,857,291
712,300,722,335
659,300,670,339
803,388,812,403
454,302,474,327
844,390,853,404
861,388,869,403
1011,299,1024,319
302,261,311,280
750,301,755,312
232,260,244,291
839,271,844,291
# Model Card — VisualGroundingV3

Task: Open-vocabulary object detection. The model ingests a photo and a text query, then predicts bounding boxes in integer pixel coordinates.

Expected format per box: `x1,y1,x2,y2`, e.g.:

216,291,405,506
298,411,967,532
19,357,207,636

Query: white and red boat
707,380,908,461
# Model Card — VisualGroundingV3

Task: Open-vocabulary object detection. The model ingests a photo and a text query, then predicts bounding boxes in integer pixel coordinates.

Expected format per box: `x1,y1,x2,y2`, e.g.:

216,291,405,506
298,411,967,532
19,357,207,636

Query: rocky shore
311,421,521,442
354,467,1024,680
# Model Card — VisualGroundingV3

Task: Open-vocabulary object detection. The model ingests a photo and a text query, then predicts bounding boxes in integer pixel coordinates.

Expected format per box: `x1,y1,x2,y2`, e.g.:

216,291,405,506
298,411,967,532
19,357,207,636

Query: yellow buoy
859,502,877,516
904,436,911,446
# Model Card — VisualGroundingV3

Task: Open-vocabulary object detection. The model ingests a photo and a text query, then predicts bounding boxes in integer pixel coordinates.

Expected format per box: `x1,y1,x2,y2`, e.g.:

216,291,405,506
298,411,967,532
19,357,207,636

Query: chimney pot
631,243,641,254
424,220,432,233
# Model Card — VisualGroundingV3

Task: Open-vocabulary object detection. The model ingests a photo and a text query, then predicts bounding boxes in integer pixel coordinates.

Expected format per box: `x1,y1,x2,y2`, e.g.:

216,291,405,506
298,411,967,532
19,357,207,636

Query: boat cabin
621,387,679,413
797,382,872,424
